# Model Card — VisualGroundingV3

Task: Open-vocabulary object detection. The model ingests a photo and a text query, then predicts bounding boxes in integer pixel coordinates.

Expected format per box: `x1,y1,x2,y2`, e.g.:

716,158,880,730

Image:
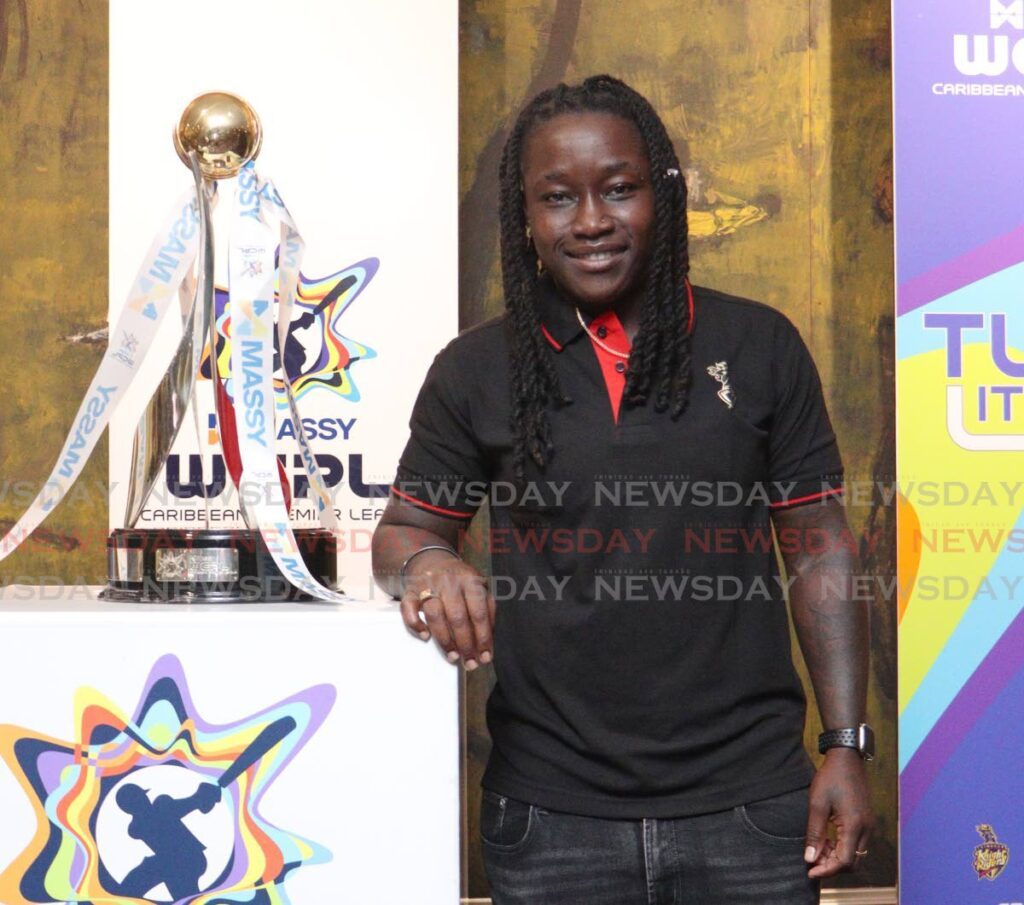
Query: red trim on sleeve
391,486,475,519
769,487,845,510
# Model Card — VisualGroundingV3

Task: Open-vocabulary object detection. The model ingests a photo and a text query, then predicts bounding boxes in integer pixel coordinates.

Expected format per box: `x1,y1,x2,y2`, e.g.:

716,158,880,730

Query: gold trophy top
173,92,262,180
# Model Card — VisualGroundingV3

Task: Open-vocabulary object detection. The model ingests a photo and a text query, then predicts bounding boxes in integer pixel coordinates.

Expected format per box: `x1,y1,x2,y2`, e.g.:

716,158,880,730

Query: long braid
499,113,570,480
500,75,692,479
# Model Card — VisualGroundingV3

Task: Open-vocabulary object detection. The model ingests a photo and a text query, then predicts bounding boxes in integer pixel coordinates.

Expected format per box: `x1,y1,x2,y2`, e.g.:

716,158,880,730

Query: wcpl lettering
165,453,386,500
954,0,1024,76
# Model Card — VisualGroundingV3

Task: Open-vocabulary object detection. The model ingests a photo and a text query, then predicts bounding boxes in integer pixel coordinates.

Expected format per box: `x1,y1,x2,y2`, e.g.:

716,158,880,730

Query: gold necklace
575,308,630,359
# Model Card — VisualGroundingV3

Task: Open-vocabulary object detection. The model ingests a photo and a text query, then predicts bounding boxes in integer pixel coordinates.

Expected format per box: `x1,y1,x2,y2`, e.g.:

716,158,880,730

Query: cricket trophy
104,92,344,603
0,92,346,603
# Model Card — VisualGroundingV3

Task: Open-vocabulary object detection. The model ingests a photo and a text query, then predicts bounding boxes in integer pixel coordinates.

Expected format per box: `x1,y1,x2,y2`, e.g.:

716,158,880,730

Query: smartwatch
818,723,875,761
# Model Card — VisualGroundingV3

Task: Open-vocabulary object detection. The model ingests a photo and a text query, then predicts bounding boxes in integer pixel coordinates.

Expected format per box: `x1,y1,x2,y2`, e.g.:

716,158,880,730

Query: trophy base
102,528,339,604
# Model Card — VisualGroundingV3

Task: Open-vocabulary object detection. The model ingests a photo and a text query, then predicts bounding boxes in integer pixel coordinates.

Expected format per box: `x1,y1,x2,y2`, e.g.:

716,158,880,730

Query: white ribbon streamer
0,190,202,560
249,168,339,531
229,163,349,602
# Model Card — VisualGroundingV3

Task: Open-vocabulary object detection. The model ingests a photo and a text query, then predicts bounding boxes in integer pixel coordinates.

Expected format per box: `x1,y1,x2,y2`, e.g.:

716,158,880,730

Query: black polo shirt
392,277,844,819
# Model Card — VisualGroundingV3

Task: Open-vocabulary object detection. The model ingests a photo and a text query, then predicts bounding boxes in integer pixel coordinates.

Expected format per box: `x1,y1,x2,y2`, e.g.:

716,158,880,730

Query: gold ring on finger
418,588,440,604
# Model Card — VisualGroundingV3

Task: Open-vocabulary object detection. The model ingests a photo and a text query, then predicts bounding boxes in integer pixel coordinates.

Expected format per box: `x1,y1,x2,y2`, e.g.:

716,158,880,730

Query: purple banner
895,2,1024,903
894,0,1024,288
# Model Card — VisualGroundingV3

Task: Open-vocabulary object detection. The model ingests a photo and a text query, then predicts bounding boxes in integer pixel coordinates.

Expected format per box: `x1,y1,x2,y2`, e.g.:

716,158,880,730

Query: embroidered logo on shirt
706,361,735,409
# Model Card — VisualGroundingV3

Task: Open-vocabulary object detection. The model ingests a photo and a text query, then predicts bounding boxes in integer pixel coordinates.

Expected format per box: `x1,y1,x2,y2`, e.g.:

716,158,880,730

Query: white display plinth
0,587,459,904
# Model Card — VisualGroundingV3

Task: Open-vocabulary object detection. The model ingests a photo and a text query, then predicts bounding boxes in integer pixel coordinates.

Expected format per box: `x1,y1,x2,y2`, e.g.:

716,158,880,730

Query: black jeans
480,787,820,905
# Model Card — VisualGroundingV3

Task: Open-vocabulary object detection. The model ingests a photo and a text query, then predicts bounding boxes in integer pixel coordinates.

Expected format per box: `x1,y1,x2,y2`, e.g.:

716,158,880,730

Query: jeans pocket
736,787,809,845
479,790,536,852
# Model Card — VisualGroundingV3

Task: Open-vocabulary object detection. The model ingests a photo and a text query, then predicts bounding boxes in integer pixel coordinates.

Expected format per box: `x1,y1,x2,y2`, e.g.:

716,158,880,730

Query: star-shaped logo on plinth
0,654,335,904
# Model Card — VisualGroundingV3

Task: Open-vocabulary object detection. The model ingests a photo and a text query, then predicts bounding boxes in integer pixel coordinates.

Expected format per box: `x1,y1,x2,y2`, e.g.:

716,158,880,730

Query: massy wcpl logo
954,1,1024,76
0,655,335,904
167,257,385,506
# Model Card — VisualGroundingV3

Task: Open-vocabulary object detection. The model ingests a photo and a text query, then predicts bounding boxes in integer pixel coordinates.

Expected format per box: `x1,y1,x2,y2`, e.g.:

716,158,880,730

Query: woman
372,75,872,904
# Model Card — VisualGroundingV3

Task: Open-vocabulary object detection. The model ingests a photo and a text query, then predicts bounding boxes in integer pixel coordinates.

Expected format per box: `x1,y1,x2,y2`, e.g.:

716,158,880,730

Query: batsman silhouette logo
203,257,380,406
0,655,336,904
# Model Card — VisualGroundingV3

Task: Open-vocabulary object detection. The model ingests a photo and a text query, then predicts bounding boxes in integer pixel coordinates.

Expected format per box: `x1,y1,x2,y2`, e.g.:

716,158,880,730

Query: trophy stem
190,393,211,532
189,151,215,382
186,153,253,530
122,155,220,528
186,152,247,530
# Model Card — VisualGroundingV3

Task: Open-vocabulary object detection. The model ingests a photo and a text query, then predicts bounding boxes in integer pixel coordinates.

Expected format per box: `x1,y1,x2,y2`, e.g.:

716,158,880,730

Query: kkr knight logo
973,823,1010,880
0,655,336,904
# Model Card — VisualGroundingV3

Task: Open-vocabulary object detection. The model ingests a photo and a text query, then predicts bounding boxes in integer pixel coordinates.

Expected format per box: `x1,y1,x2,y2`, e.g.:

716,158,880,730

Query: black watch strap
818,724,875,760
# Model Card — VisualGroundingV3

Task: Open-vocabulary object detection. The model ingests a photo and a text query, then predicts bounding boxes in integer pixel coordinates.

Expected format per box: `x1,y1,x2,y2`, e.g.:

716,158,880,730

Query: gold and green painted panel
0,0,109,585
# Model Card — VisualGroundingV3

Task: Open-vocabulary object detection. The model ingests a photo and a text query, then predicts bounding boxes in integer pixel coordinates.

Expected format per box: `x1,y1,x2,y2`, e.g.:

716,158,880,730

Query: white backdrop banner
109,0,458,598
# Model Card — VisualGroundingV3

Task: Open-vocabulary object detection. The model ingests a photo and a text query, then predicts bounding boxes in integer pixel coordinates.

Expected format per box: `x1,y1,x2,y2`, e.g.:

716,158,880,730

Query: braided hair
499,75,692,480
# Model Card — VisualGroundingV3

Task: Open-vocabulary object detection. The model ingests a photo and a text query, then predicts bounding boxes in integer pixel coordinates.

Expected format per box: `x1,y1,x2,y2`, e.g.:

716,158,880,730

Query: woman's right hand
400,549,496,670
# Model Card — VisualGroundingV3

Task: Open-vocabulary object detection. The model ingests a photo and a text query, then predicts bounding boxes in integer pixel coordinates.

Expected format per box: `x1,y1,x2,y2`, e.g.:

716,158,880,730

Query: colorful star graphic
203,257,379,406
0,655,335,904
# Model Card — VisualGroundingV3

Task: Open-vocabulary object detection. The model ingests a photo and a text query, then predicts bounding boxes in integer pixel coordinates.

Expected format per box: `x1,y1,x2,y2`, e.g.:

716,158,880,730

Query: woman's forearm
775,499,869,729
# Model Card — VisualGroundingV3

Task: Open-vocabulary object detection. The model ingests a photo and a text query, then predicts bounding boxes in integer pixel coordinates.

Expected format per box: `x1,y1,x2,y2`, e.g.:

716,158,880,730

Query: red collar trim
539,279,696,348
540,323,563,352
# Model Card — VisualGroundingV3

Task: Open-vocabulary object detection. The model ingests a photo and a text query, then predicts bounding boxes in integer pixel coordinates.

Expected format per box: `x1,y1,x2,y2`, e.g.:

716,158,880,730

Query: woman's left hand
803,748,874,877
